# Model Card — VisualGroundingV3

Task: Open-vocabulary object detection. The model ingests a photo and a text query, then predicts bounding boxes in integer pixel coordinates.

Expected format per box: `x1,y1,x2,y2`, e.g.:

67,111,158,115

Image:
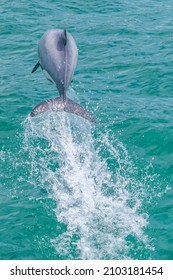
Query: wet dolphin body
31,29,95,123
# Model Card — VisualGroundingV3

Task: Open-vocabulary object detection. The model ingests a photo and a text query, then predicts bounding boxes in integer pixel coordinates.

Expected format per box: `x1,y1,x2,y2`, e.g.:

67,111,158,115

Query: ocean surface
0,0,173,260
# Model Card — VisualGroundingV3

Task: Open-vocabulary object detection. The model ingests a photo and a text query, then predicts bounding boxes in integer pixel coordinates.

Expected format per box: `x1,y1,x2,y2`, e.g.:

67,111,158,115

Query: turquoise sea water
1,0,173,260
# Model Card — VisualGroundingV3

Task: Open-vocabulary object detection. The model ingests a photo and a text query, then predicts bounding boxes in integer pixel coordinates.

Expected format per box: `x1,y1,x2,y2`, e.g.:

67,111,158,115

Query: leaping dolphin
31,29,95,123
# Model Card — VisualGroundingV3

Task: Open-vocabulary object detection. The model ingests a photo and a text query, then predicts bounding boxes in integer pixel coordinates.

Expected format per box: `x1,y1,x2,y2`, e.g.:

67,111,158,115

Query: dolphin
31,29,95,123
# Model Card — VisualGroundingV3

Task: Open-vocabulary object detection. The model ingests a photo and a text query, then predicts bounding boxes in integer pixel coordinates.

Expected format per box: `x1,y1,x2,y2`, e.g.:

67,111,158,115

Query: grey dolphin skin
31,29,95,123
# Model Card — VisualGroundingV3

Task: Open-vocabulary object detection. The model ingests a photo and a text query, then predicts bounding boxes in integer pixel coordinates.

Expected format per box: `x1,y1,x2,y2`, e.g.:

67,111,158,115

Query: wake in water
22,109,157,260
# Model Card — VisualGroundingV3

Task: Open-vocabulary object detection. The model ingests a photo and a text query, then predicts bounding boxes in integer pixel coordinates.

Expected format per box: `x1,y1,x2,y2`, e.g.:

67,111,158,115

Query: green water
1,0,173,260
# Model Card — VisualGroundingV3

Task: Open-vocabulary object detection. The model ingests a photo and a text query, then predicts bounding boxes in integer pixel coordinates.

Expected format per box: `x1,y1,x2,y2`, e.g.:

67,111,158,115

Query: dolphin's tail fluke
30,97,96,124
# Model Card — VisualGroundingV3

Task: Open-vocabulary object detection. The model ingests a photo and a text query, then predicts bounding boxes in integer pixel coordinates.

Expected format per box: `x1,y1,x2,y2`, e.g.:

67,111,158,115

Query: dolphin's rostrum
31,29,95,123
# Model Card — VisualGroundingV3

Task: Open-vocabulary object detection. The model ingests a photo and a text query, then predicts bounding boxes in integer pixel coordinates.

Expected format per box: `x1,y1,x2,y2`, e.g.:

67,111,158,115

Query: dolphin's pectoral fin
31,61,40,73
30,97,96,124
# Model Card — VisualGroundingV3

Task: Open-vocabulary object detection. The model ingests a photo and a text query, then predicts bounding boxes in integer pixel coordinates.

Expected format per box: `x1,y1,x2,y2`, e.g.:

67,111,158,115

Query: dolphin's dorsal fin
62,29,67,46
31,61,40,73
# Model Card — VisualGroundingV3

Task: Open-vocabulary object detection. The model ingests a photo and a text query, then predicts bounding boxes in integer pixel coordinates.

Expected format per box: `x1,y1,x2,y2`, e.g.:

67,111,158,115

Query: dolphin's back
38,29,78,96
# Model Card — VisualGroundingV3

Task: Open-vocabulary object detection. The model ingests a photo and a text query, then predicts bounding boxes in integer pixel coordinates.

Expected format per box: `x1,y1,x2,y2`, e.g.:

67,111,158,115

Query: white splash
23,112,151,259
